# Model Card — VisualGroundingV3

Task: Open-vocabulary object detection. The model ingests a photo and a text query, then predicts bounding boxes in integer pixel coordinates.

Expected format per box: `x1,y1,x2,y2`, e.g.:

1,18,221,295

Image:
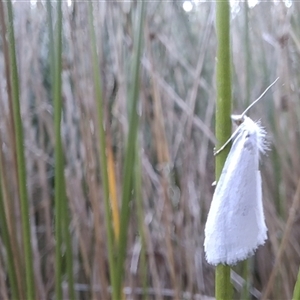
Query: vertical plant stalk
62,176,75,300
0,150,19,299
106,141,125,298
47,3,75,296
215,0,232,299
134,142,148,300
53,0,64,298
87,2,117,298
107,142,120,240
0,2,25,297
6,1,36,299
115,2,146,299
46,0,55,87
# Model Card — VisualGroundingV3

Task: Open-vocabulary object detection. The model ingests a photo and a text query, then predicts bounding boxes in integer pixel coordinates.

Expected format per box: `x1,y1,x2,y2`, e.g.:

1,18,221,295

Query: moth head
231,114,269,154
231,114,245,126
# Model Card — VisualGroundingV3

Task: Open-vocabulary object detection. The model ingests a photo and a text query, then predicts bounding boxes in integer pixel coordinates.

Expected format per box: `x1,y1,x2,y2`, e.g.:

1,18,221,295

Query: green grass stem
6,1,36,298
0,158,19,299
87,2,117,298
53,0,64,298
62,176,75,299
115,2,146,298
135,142,148,300
215,0,232,299
46,0,55,87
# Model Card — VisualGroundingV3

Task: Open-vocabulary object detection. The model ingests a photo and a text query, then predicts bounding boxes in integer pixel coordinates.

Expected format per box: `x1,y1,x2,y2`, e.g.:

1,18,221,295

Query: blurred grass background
0,0,300,299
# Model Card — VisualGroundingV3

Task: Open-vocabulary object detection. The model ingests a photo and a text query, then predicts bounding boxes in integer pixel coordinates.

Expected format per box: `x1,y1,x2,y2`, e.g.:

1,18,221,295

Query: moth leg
214,127,241,156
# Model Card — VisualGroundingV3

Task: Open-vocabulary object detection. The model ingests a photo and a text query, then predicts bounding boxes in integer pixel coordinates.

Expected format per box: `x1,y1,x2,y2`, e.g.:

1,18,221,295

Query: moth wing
204,127,267,265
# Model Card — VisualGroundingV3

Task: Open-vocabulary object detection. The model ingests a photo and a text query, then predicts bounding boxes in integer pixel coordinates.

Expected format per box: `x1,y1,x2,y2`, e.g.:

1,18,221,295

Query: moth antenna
241,77,279,118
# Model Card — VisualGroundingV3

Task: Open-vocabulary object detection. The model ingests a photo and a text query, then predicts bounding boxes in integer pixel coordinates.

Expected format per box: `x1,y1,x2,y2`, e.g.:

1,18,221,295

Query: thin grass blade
5,1,36,298
88,1,117,298
53,0,64,298
115,2,146,298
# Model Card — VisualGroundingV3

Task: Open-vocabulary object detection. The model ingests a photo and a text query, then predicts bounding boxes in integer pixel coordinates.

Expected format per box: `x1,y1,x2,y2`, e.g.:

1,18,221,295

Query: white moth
204,78,278,266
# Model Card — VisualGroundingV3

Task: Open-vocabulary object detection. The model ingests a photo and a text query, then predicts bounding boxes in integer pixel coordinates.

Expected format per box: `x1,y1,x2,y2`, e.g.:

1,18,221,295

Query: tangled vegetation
0,1,300,299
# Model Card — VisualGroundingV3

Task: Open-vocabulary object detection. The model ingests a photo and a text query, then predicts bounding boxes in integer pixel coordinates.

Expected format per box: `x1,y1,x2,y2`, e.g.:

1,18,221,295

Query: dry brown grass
1,1,300,299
